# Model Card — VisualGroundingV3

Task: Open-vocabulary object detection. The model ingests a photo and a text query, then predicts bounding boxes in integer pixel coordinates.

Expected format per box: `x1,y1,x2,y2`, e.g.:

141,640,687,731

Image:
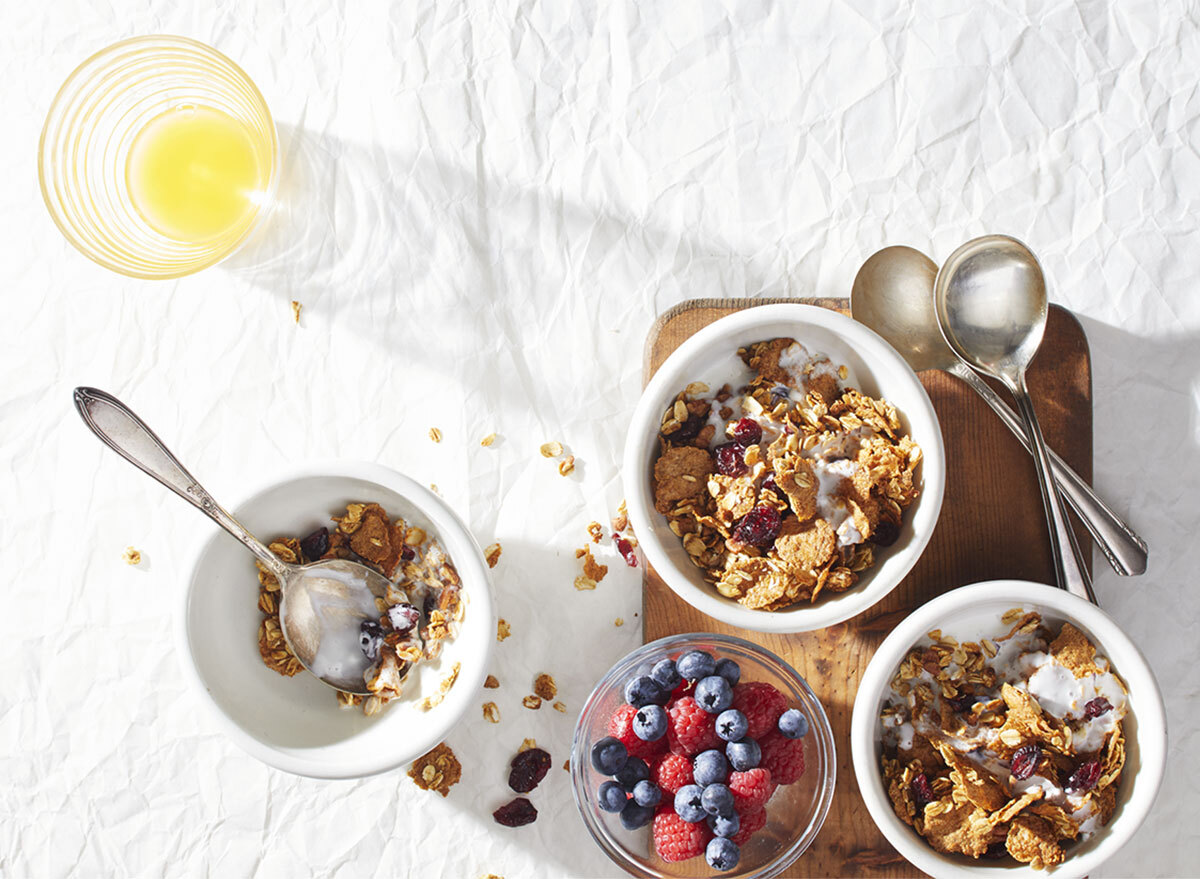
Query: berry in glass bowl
572,634,834,877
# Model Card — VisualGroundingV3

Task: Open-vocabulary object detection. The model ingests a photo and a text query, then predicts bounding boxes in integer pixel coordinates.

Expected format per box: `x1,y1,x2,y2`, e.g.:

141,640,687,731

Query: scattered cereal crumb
522,695,542,710
562,759,570,771
291,300,302,323
484,674,500,689
534,674,557,700
485,542,502,569
574,575,597,591
518,738,538,752
612,500,629,533
430,483,439,493
579,546,608,586
480,433,497,447
558,456,575,476
539,441,564,458
497,619,511,641
553,701,566,713
614,617,624,627
587,521,604,543
408,743,462,797
122,546,142,566
429,427,443,443
483,702,501,723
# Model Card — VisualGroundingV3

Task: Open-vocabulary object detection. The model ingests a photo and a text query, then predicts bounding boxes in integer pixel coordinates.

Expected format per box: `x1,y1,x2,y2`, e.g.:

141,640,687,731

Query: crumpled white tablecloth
2,1,1198,876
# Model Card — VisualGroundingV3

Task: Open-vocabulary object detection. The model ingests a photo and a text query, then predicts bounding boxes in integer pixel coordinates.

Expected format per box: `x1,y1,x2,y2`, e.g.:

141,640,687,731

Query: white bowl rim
623,301,947,633
849,580,1167,879
174,459,494,779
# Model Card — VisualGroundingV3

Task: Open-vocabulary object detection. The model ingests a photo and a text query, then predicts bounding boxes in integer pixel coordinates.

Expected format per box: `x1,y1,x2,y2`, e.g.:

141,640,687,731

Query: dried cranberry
1066,760,1102,793
1010,744,1041,780
733,504,782,547
714,442,748,476
387,602,420,635
982,843,1009,860
871,519,900,547
729,417,763,445
910,773,935,807
761,474,786,501
299,527,330,561
613,534,638,568
508,747,552,793
493,797,538,827
401,545,416,561
1083,697,1112,720
948,693,975,713
673,414,703,441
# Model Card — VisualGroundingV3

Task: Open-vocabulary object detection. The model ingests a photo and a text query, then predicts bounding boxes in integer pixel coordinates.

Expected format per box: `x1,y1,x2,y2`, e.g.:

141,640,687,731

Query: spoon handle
948,363,1147,576
72,387,288,577
1010,379,1098,603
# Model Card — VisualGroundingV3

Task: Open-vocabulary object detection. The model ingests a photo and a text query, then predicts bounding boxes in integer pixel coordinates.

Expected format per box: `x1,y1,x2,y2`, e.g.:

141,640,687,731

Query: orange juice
126,105,267,243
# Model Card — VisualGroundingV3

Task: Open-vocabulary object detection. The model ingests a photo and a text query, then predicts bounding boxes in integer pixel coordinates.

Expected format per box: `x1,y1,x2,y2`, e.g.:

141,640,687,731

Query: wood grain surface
641,297,1092,878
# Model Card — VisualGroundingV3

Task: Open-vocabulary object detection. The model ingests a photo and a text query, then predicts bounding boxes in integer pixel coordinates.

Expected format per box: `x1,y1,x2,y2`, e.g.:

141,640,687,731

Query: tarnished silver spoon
851,245,1147,577
932,236,1098,603
74,387,391,694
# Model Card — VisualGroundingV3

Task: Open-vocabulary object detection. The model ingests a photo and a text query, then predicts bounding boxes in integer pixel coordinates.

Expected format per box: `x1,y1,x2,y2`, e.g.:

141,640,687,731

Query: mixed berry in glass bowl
571,634,835,878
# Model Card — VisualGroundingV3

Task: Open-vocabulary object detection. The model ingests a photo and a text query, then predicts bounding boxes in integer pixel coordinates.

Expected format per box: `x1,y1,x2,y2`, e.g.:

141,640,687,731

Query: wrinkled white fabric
2,1,1198,876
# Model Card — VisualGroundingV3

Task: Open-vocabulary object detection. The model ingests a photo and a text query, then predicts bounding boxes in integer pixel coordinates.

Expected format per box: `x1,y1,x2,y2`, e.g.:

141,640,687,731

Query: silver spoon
851,245,1147,576
74,387,393,694
932,236,1098,603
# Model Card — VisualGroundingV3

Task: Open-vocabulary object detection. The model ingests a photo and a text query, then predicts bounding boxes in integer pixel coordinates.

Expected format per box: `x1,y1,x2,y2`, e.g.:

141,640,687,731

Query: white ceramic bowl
623,303,945,633
850,581,1167,879
176,461,494,778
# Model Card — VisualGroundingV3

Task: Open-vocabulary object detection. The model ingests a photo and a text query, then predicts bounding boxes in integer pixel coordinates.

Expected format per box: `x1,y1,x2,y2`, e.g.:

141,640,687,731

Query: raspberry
609,705,667,760
728,767,773,813
652,807,711,862
731,682,788,740
731,504,781,548
730,806,766,847
666,697,722,756
759,730,806,785
651,754,694,796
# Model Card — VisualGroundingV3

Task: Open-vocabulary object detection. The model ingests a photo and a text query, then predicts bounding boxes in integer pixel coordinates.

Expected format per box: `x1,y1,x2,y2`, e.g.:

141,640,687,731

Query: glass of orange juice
39,36,278,279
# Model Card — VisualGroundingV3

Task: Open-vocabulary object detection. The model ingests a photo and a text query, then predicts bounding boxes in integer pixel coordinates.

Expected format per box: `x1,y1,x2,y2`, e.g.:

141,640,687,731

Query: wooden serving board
642,297,1092,877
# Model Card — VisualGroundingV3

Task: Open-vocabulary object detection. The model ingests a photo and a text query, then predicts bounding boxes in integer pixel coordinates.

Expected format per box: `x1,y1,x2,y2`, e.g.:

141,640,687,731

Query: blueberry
359,620,384,661
715,709,749,743
650,657,682,691
632,779,662,808
694,675,734,714
708,810,740,838
714,657,741,686
614,756,649,791
677,650,716,681
633,704,667,741
700,782,734,816
726,738,761,771
590,737,628,775
673,784,707,823
620,800,656,830
778,708,810,739
597,780,626,813
692,749,728,787
624,675,665,708
706,836,740,871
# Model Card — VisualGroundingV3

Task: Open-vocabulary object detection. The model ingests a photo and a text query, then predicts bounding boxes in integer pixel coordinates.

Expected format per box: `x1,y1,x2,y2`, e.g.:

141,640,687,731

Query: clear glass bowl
39,35,278,279
570,633,836,878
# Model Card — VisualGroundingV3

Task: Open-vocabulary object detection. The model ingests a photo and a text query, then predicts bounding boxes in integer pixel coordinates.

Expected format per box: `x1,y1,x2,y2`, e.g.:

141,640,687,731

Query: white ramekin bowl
850,580,1166,879
623,302,945,633
176,461,494,779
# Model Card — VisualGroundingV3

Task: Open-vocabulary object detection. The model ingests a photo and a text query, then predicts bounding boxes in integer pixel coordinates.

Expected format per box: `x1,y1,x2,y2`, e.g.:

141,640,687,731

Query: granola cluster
254,501,464,716
879,610,1128,869
651,338,921,611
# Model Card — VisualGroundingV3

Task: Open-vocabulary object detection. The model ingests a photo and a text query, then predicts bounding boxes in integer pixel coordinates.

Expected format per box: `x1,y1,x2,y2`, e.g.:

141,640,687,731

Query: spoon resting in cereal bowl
850,581,1166,879
623,303,945,633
